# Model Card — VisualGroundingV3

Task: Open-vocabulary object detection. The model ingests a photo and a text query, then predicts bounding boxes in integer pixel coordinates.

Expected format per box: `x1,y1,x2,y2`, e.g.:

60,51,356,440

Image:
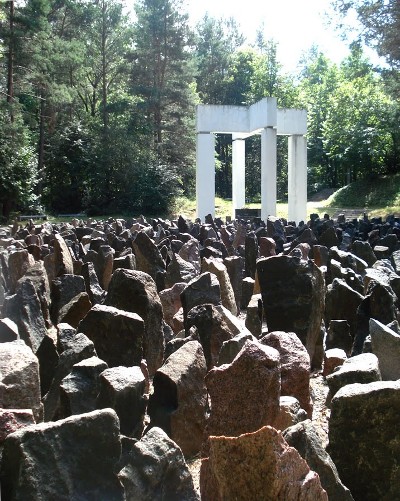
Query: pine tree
131,0,196,177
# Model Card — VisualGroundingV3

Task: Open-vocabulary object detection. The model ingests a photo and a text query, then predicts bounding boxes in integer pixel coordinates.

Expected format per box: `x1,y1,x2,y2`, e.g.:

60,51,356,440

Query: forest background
0,0,399,219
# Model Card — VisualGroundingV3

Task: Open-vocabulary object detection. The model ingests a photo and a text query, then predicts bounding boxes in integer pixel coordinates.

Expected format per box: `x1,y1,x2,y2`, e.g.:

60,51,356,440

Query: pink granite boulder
261,331,313,418
204,340,281,440
200,425,328,501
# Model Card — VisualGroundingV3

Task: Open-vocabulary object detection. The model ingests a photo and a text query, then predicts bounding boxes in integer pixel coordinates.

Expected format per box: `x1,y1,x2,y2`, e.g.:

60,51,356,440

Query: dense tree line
0,0,399,219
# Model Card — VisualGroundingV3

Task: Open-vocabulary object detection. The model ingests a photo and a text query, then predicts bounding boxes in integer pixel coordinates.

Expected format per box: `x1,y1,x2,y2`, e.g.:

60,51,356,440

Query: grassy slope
326,173,400,213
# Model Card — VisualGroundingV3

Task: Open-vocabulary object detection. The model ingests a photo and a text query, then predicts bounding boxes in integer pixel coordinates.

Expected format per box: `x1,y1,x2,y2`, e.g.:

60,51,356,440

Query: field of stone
1,211,399,500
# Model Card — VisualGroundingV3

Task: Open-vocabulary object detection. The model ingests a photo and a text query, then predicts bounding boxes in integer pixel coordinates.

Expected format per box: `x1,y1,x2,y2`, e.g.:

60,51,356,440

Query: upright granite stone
261,331,313,418
217,331,256,366
159,282,186,329
7,249,35,293
244,232,258,279
283,420,354,501
78,304,144,368
205,341,281,439
257,255,325,365
224,255,243,312
2,279,47,354
186,304,235,370
50,274,86,324
326,352,381,402
369,318,400,380
58,291,92,328
326,320,353,354
1,409,124,501
352,240,377,267
166,252,198,288
59,356,108,417
259,236,276,257
272,396,308,431
42,333,96,421
201,426,328,501
328,381,400,501
37,333,59,397
245,294,263,337
53,233,74,276
118,426,199,501
81,261,105,305
148,340,207,457
97,366,146,438
202,258,237,315
325,278,364,339
22,262,51,328
96,245,115,290
323,348,347,377
179,238,201,275
0,317,19,342
0,340,42,422
353,282,398,355
180,272,221,323
241,276,255,309
132,231,166,283
105,268,165,375
56,322,77,353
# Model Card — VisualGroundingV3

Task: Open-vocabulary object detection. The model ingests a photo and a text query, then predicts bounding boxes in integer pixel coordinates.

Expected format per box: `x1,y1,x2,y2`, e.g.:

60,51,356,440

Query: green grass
325,173,400,210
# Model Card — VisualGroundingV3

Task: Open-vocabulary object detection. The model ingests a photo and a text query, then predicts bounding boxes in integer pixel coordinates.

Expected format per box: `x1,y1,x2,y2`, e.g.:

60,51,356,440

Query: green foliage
333,0,400,68
0,104,38,218
298,43,399,192
323,45,395,184
194,15,244,104
131,0,196,179
327,173,400,208
0,0,399,219
43,121,93,212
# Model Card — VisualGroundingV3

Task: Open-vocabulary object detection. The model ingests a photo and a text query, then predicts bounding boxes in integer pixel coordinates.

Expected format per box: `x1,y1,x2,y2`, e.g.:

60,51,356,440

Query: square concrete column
196,132,216,221
261,126,277,221
232,134,246,218
288,135,307,223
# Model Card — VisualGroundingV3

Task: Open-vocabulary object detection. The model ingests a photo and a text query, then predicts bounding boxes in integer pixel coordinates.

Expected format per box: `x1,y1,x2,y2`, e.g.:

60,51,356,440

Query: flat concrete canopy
196,97,307,222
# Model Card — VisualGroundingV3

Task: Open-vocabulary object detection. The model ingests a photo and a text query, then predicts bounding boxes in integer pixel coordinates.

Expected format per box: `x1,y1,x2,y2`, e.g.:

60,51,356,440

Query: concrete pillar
196,132,216,221
288,135,307,223
261,127,277,221
232,134,246,218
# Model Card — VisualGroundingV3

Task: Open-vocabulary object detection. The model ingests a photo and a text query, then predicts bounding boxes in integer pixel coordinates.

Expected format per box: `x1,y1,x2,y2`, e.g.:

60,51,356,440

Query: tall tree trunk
101,0,108,134
7,0,14,121
101,0,110,200
38,94,46,175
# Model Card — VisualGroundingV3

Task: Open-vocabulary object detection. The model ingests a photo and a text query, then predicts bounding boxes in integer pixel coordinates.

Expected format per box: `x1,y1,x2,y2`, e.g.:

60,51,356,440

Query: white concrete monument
196,97,307,223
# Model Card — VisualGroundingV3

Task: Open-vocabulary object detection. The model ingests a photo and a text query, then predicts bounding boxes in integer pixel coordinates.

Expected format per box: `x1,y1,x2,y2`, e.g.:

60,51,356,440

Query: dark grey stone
78,304,144,369
59,356,108,417
1,409,124,501
2,278,47,354
326,353,381,403
257,255,325,365
105,269,165,376
328,381,400,501
180,272,221,324
284,420,354,501
148,341,207,457
97,366,146,438
369,318,400,380
42,333,96,421
118,427,199,501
